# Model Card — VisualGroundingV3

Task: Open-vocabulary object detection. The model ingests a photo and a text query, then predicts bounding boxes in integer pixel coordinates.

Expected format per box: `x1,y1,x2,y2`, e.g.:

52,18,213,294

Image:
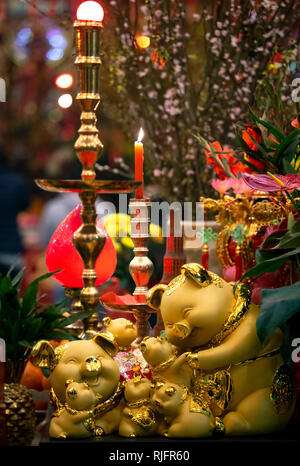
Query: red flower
242,126,261,151
291,117,299,129
204,141,249,179
273,52,281,63
243,154,265,172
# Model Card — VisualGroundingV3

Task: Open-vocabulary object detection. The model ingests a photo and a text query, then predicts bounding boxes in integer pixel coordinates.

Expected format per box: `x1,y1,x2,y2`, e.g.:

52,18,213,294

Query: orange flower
242,126,261,151
291,117,299,129
204,141,250,178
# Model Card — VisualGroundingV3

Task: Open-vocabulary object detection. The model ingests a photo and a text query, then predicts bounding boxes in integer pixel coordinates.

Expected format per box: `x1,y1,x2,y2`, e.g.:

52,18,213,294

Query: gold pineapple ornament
4,381,36,446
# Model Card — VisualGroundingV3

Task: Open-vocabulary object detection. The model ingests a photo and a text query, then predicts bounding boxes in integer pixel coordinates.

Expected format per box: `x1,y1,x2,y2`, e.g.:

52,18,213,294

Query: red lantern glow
76,1,104,22
46,205,117,288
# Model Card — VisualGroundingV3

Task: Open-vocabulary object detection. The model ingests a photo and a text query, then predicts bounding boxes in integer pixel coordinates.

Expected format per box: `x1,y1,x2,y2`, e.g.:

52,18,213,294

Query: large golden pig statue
145,263,296,437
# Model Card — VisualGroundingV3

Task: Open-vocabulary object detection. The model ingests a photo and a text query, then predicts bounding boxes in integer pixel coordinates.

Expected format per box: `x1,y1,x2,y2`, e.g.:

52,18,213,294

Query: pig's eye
183,308,192,317
65,358,78,364
165,386,176,396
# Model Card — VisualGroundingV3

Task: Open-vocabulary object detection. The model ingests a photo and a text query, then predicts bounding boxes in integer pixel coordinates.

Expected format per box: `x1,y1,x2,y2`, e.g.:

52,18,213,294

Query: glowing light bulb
55,73,74,89
136,36,150,49
76,1,104,22
58,93,73,109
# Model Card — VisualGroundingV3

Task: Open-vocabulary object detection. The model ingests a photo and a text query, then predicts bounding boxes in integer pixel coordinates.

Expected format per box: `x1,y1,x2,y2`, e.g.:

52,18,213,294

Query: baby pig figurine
119,375,158,438
102,317,137,351
50,381,98,438
140,336,193,388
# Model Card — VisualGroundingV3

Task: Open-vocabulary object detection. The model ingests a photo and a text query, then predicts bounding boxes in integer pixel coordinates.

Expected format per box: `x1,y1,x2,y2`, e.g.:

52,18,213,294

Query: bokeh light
15,28,33,47
46,28,68,63
46,48,64,61
55,73,74,89
58,93,73,109
136,35,150,49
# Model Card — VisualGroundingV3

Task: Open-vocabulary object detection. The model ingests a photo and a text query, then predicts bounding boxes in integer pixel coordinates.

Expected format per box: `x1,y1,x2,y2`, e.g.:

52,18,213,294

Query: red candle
135,128,144,199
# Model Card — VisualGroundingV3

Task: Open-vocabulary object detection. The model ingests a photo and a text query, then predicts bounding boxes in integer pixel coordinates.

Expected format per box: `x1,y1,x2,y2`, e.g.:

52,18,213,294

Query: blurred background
0,0,299,304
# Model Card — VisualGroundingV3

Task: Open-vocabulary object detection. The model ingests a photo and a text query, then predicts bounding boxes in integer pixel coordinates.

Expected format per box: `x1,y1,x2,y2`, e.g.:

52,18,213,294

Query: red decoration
201,248,209,270
46,205,117,288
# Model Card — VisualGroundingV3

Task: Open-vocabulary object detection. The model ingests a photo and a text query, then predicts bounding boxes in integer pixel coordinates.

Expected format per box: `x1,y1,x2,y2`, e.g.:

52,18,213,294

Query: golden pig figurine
102,317,138,351
119,375,158,437
32,333,124,438
147,263,296,437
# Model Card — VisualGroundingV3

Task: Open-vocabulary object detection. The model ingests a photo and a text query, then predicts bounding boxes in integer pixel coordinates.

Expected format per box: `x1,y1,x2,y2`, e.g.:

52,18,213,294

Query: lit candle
135,128,144,199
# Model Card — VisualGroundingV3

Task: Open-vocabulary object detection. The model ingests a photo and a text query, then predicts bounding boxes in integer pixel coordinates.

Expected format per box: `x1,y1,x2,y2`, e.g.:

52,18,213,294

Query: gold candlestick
129,197,154,342
100,198,156,344
71,14,105,338
129,198,154,300
35,4,141,339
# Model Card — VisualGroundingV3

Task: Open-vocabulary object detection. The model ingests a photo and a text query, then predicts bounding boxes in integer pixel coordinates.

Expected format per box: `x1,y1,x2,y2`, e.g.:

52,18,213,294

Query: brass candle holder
100,197,156,344
36,6,141,338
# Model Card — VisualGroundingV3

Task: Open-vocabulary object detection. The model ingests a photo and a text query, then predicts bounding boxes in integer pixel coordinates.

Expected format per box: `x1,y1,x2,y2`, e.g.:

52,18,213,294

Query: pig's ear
147,284,167,311
93,331,119,357
31,340,56,370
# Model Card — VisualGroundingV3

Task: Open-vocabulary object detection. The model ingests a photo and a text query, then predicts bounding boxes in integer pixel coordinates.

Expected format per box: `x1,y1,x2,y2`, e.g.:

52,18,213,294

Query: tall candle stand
100,197,156,344
36,5,141,339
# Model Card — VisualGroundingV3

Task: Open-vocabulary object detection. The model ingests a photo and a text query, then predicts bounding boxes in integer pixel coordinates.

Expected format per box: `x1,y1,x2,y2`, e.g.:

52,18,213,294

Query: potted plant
0,268,92,446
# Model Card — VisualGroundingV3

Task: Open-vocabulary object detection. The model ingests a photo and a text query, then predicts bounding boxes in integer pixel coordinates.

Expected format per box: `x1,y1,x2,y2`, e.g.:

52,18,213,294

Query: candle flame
137,128,144,142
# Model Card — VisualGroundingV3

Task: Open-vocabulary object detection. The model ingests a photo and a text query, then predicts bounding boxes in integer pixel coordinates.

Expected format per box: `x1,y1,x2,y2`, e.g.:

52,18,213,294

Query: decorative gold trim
126,399,151,409
209,282,251,347
270,364,295,415
151,355,177,373
234,348,281,367
127,405,157,431
181,263,224,288
165,275,186,296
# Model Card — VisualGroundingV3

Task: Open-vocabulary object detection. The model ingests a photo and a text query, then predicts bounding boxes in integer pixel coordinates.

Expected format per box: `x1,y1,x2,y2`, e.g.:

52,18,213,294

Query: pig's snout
172,320,192,340
66,386,78,400
81,356,102,377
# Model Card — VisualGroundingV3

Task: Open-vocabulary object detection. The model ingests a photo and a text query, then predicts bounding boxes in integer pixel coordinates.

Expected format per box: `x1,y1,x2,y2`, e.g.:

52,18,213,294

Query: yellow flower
150,223,164,243
104,213,131,238
291,157,300,173
120,237,135,249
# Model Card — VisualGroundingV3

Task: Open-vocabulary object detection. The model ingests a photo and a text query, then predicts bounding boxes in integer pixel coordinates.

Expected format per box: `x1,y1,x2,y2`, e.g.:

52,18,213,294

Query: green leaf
241,247,300,280
55,310,94,328
288,212,295,231
21,281,39,316
256,282,300,344
261,229,286,247
274,130,300,164
273,232,300,250
194,133,211,151
291,218,300,233
11,267,25,291
249,110,285,143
